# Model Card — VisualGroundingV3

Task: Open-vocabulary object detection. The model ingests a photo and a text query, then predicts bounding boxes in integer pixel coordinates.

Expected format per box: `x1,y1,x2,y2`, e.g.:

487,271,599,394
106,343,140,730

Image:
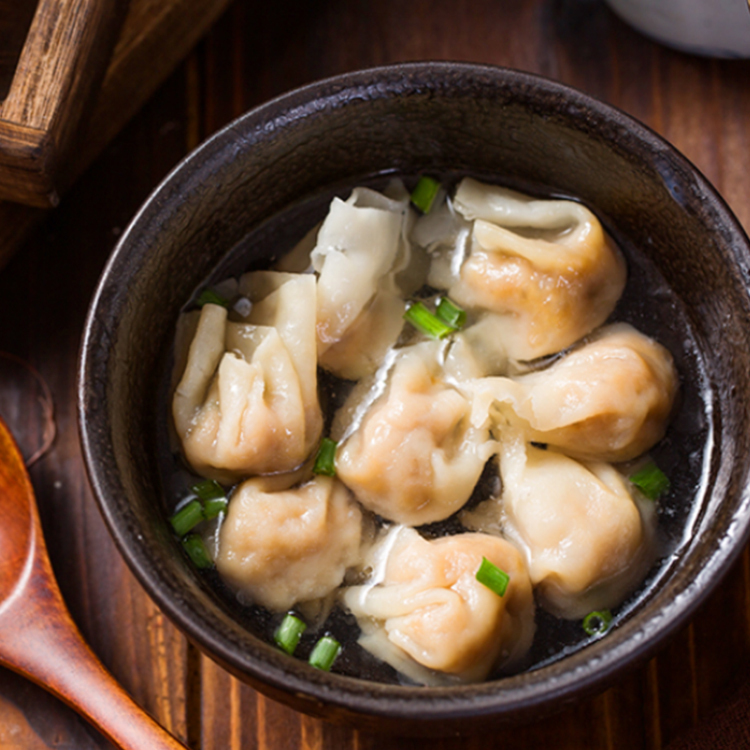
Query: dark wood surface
1,1,749,747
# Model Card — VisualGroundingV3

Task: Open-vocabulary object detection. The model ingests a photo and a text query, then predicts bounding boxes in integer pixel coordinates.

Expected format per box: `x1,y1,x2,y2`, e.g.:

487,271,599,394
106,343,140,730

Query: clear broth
155,171,711,684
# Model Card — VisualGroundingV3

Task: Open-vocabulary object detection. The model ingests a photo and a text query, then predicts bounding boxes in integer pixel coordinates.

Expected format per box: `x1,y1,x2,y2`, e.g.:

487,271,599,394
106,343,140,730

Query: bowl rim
78,61,750,725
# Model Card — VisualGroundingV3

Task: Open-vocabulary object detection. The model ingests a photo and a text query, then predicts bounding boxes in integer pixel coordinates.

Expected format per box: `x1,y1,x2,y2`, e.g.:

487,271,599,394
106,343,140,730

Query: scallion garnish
404,301,456,339
313,438,338,477
274,613,307,655
629,461,670,500
436,297,466,329
197,289,230,308
192,479,226,501
308,635,341,671
169,499,204,537
582,609,613,637
475,556,510,597
203,497,228,520
410,176,441,214
182,533,213,569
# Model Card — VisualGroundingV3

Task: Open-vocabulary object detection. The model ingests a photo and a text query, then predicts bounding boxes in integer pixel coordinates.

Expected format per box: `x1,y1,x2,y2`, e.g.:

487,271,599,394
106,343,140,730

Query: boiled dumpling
172,272,322,481
412,191,472,291
468,323,678,462
216,475,363,611
464,432,652,619
312,184,420,380
335,344,493,526
313,289,406,381
344,525,535,684
442,177,627,360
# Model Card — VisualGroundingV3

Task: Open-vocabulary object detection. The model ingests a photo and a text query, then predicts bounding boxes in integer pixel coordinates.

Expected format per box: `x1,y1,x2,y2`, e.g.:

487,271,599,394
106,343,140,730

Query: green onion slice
192,479,226,502
169,499,204,537
582,609,613,637
197,289,230,308
410,176,441,214
475,556,510,597
182,533,213,569
274,613,307,655
436,297,466,329
203,497,228,520
404,301,456,339
313,438,337,477
629,461,670,500
309,635,342,671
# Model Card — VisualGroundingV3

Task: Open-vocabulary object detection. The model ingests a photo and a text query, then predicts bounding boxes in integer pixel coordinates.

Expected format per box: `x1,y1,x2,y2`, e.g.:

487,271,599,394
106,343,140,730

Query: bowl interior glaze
78,63,750,733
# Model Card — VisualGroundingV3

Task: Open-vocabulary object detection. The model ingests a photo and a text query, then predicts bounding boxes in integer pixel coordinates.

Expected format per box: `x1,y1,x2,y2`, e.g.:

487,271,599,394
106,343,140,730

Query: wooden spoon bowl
0,415,188,750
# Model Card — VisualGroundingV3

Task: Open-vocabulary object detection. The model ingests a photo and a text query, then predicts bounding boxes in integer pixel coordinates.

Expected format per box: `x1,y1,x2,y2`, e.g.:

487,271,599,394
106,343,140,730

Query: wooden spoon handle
0,545,189,749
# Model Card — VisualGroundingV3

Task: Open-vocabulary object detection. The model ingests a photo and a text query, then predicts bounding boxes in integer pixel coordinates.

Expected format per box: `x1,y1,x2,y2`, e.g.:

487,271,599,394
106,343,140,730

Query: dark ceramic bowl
78,63,750,733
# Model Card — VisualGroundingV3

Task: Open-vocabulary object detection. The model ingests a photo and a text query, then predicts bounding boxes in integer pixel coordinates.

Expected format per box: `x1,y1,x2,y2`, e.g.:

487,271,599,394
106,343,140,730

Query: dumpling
314,289,406,381
442,177,627,360
335,344,493,526
216,476,363,612
172,272,322,481
412,191,472,291
311,184,418,380
344,526,535,684
464,432,652,619
468,323,678,462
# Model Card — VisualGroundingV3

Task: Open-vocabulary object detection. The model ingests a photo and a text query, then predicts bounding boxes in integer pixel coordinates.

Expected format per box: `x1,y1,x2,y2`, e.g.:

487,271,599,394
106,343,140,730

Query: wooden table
1,1,749,747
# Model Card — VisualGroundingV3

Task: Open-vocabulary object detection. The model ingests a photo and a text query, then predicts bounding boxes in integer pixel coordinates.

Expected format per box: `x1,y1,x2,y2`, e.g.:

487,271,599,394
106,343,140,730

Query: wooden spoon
0,415,189,749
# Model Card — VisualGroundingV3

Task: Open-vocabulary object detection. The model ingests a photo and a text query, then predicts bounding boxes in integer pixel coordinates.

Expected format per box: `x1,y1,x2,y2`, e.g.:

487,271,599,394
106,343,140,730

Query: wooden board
0,0,233,265
1,1,750,748
0,0,129,208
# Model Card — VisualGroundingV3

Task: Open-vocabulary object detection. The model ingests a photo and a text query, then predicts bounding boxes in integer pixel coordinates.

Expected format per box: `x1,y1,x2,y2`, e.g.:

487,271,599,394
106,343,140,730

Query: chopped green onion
274,613,307,655
192,479,226,502
170,499,204,537
436,297,466,329
475,556,510,597
410,176,441,214
630,461,670,500
313,438,337,477
404,301,456,339
197,289,230,308
182,533,213,569
203,497,228,520
583,609,613,637
309,635,341,671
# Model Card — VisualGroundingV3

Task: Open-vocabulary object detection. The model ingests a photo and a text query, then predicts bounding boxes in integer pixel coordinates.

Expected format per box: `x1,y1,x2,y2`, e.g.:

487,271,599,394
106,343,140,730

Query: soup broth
156,172,710,685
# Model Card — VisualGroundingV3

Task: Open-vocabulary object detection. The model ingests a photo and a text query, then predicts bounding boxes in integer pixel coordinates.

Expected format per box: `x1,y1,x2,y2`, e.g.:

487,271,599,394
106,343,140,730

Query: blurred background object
604,0,750,57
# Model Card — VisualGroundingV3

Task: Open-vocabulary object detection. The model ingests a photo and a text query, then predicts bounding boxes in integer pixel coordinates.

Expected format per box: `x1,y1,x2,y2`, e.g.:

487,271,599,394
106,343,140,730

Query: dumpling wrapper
172,272,322,481
311,185,420,380
344,526,535,684
441,177,627,361
217,476,363,612
464,433,652,619
468,323,678,462
335,343,494,526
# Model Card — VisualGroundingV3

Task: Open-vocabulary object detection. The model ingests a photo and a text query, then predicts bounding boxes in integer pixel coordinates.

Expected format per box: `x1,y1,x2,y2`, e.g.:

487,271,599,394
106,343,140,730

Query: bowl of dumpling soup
78,63,750,732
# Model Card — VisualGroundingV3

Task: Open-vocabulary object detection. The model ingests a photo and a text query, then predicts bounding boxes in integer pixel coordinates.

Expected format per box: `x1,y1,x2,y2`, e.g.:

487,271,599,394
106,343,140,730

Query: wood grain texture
0,0,233,264
0,0,128,207
0,0,748,748
0,419,188,749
